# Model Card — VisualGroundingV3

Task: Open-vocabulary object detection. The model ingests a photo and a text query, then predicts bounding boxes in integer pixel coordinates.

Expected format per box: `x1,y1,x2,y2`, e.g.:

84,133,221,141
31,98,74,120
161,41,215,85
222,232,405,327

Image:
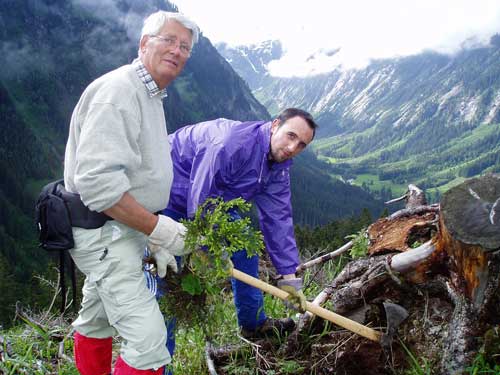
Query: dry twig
296,241,353,274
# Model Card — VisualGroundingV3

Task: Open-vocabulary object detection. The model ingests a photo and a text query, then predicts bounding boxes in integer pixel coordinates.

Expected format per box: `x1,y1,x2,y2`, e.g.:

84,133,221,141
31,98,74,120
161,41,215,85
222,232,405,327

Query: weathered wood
438,174,500,305
388,204,439,220
297,241,435,329
205,341,218,375
440,174,500,251
390,240,436,273
296,241,353,274
306,178,499,374
435,175,500,374
368,184,439,257
368,212,437,255
329,255,391,315
385,184,428,208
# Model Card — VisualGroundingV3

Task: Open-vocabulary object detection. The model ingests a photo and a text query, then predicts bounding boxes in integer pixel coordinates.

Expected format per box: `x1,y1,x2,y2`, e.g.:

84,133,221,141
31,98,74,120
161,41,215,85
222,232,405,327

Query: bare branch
389,204,440,220
205,341,218,375
389,240,436,273
58,329,74,363
300,286,334,327
296,241,353,274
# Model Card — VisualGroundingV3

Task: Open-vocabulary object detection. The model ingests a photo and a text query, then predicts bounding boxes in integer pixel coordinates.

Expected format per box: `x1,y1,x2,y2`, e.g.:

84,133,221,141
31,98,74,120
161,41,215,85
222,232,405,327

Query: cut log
438,174,500,305
436,174,500,374
296,177,500,374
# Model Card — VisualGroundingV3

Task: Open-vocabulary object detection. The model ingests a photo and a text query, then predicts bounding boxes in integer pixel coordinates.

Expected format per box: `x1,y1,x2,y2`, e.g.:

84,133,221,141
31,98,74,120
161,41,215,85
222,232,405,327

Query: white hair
140,11,199,48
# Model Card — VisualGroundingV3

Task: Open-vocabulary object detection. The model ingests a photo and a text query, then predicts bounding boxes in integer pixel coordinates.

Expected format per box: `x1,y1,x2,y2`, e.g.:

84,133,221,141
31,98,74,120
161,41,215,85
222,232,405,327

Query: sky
173,0,500,77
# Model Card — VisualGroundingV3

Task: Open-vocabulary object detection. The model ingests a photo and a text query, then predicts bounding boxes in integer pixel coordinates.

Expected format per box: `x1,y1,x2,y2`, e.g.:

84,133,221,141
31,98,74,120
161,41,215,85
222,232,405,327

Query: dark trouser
230,247,267,330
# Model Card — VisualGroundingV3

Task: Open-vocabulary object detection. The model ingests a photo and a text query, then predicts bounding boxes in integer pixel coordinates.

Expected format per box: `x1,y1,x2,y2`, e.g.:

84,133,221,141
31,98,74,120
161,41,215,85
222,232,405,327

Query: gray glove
147,215,189,278
277,277,307,313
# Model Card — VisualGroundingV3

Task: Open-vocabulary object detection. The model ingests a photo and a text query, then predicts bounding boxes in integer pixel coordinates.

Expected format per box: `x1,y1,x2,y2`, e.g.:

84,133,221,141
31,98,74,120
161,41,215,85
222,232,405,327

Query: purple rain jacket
166,118,300,275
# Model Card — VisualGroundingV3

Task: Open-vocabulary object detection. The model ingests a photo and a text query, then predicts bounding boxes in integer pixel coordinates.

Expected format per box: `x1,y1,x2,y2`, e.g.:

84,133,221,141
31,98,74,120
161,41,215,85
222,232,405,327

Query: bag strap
59,250,66,313
57,250,79,313
70,256,78,312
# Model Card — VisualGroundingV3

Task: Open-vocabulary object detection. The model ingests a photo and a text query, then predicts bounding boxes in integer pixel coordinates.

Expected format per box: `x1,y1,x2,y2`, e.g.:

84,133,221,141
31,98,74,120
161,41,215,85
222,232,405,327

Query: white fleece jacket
64,63,172,213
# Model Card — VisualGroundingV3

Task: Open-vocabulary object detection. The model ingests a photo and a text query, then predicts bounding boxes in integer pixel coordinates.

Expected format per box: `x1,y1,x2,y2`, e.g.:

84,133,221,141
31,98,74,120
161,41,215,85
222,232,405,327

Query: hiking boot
240,318,295,339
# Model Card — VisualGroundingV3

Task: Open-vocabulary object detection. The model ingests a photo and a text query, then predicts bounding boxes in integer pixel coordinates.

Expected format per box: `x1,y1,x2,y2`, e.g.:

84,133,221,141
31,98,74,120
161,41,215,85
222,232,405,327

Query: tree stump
210,177,500,374
294,176,500,374
439,174,500,302
437,174,500,374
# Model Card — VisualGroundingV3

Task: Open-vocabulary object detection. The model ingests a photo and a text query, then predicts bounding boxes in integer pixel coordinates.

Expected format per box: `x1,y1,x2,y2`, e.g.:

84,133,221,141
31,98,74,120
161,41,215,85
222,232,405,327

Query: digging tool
230,268,407,344
380,302,409,347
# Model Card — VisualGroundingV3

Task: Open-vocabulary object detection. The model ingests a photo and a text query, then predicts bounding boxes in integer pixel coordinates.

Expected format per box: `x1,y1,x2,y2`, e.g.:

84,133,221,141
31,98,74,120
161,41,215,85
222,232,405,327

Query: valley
218,38,500,201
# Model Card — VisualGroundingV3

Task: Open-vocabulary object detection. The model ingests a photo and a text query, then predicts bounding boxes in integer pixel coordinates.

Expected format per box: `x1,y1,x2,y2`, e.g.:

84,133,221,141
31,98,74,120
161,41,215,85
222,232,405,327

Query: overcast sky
174,0,500,77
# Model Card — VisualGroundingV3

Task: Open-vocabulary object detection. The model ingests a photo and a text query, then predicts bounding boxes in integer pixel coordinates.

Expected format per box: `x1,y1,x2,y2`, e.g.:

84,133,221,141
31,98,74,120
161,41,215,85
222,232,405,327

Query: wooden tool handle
231,268,382,342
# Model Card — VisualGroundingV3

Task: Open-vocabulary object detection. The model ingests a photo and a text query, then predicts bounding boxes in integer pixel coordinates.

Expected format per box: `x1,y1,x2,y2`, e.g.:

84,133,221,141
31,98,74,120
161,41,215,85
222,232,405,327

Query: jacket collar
132,58,168,99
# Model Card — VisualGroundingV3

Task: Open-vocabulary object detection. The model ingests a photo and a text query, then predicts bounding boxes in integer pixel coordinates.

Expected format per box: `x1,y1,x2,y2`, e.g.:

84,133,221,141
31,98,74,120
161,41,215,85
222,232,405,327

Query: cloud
0,41,55,80
65,0,171,70
174,0,500,76
71,0,145,62
72,0,146,42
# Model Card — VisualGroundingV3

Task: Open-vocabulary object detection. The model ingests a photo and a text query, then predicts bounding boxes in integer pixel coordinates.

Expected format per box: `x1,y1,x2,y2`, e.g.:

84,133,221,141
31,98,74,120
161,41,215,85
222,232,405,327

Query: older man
63,11,198,374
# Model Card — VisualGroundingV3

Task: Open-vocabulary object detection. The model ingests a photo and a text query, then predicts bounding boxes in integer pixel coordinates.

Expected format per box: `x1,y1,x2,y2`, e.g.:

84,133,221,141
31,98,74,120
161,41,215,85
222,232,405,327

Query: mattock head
380,302,409,349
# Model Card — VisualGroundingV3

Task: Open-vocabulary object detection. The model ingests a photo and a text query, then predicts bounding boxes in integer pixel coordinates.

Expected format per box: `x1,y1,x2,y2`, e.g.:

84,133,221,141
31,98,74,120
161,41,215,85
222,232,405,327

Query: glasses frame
149,34,192,57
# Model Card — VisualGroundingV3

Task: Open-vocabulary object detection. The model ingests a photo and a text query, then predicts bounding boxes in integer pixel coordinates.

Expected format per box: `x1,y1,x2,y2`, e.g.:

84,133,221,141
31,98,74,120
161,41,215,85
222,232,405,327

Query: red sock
113,355,165,374
73,331,113,375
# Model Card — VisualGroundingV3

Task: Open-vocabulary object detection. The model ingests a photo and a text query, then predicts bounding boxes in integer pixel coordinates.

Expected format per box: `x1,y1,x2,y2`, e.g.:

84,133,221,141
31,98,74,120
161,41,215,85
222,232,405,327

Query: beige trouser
70,221,170,370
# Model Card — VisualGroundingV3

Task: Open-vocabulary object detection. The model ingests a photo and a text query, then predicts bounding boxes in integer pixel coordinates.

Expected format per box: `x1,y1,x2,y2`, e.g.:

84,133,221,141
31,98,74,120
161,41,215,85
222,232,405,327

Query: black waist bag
35,179,74,251
35,179,76,313
35,179,112,313
35,179,112,250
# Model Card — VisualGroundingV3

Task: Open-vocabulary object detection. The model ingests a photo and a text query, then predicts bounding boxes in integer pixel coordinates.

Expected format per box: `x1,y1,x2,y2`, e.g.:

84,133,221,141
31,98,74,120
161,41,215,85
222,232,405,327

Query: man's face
140,20,193,89
269,116,314,163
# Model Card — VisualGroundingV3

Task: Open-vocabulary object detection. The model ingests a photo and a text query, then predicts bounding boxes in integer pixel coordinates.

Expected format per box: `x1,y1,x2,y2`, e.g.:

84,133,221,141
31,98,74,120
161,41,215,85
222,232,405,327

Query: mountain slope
290,151,382,227
218,38,500,194
216,40,283,90
0,0,383,324
0,0,268,325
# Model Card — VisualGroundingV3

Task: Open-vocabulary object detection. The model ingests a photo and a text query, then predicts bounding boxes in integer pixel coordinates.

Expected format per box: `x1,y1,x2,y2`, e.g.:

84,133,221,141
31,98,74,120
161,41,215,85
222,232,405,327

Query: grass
400,340,432,375
466,353,500,374
313,122,500,201
168,290,241,374
166,245,356,374
1,244,498,374
167,280,298,374
349,173,408,199
0,312,78,375
0,292,494,375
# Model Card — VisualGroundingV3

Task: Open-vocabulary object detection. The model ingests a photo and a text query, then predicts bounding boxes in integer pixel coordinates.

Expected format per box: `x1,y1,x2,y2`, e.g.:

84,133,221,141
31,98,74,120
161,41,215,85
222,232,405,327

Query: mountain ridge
0,0,383,324
218,37,500,195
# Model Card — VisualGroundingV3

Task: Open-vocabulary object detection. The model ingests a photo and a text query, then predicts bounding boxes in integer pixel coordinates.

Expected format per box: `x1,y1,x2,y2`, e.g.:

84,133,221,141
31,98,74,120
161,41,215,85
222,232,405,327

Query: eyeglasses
149,34,192,57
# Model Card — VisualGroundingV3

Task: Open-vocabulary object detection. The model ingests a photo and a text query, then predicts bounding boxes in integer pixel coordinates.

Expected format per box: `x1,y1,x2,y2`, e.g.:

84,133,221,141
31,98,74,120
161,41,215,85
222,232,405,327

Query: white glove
151,250,178,278
147,215,189,278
